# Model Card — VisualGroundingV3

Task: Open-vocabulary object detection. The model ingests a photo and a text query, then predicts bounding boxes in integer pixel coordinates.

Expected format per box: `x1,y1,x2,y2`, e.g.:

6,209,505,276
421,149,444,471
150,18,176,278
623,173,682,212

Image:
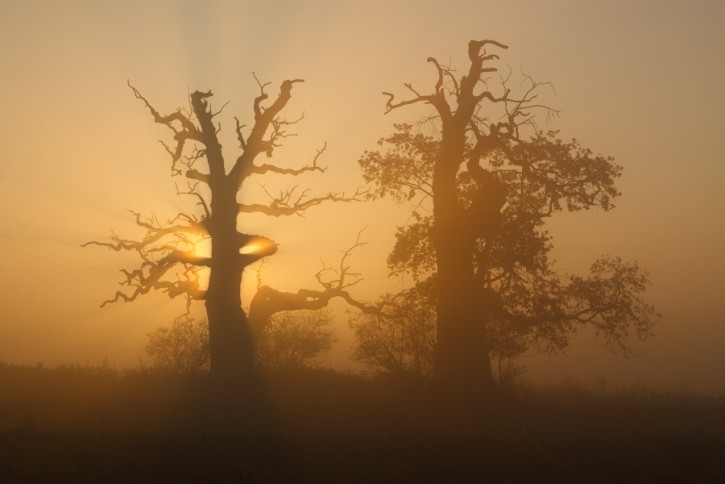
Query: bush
256,309,336,370
146,309,336,373
146,315,210,374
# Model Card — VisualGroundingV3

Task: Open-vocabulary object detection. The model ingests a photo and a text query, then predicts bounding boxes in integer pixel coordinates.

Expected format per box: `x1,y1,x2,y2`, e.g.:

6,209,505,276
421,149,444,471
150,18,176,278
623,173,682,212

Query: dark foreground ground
1,363,723,483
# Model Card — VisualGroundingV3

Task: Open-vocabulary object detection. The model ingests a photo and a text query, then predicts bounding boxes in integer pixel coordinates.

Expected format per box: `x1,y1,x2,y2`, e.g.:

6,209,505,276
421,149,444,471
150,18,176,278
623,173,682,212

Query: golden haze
0,1,723,394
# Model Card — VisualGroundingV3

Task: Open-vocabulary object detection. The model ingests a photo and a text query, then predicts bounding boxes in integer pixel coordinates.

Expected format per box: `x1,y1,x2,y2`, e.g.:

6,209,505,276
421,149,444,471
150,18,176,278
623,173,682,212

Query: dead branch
83,210,207,253
384,42,508,121
229,77,305,187
238,186,367,217
234,116,247,150
251,143,327,177
128,80,202,175
468,39,509,62
252,72,272,119
248,231,377,338
175,182,211,219
315,228,367,291
99,249,207,307
500,69,561,139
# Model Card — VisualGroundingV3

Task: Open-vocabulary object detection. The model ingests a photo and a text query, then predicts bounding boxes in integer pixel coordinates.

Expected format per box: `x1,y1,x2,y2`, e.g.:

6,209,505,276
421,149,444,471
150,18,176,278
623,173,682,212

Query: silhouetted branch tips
383,92,395,113
382,89,433,114
211,100,229,118
315,227,368,292
469,39,509,60
234,116,247,149
127,80,207,178
253,91,269,120
427,57,446,94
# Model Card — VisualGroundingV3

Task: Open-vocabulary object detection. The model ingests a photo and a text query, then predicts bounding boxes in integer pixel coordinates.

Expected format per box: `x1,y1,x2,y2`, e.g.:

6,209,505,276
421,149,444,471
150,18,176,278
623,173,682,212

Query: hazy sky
1,0,723,394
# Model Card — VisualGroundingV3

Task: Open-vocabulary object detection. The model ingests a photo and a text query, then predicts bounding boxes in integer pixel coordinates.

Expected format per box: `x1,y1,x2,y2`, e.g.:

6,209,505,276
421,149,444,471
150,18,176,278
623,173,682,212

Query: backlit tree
86,78,362,380
359,40,657,397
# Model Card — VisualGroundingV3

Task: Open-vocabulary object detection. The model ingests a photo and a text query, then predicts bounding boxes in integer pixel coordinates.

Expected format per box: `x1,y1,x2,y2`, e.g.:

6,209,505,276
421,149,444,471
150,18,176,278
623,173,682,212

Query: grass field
1,363,723,483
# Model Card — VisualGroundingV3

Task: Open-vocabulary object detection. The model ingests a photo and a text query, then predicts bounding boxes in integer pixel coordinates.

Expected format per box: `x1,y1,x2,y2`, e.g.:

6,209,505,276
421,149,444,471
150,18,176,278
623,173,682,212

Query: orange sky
1,0,723,394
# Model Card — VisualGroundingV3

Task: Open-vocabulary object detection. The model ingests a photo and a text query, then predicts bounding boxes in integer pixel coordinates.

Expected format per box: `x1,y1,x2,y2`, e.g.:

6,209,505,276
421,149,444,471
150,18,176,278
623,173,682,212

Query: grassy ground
1,363,723,483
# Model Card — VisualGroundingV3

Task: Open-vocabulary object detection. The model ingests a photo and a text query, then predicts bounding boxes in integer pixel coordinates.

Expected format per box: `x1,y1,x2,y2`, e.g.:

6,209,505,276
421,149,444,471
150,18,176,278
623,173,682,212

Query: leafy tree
86,78,362,380
359,40,657,397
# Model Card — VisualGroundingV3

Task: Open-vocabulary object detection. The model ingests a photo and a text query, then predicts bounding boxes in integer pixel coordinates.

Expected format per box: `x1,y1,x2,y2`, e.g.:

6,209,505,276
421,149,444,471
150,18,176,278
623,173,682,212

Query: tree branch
250,143,327,177
315,228,367,291
229,77,305,188
82,210,207,253
99,257,206,308
248,231,377,338
128,80,202,176
468,39,509,62
238,186,367,217
185,168,210,184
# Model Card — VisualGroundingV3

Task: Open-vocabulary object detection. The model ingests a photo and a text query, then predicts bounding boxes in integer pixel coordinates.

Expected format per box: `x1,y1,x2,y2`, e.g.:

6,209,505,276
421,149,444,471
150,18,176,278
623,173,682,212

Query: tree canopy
354,41,656,390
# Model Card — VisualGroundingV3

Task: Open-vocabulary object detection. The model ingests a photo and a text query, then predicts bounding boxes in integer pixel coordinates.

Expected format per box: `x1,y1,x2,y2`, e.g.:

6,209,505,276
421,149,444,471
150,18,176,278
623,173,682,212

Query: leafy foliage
359,125,437,203
355,76,656,378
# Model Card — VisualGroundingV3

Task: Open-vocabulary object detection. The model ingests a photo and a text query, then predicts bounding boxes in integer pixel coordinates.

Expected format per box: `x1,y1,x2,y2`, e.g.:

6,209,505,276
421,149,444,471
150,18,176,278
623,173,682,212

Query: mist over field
1,1,724,481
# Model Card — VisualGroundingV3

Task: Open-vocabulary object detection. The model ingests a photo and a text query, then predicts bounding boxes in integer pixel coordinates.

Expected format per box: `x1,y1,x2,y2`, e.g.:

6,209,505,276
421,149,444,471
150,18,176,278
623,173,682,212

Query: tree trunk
430,135,495,398
205,185,254,380
430,221,495,397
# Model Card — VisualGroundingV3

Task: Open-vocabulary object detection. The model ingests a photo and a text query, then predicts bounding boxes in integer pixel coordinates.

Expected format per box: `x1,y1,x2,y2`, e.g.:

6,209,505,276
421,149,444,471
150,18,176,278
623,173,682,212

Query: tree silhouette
85,78,362,380
359,40,657,398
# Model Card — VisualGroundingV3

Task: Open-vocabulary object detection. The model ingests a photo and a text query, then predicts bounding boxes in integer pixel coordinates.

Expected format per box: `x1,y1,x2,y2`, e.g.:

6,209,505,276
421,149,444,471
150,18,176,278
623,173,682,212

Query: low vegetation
1,362,723,483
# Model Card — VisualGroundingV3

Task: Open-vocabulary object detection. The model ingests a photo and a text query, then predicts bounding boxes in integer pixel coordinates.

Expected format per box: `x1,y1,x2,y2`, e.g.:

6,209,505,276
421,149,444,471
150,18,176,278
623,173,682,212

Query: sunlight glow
239,237,277,256
1,0,723,396
192,237,212,259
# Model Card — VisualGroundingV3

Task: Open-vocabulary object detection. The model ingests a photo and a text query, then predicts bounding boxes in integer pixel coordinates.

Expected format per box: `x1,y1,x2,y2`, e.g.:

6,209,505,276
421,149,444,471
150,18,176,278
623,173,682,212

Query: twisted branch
248,231,378,338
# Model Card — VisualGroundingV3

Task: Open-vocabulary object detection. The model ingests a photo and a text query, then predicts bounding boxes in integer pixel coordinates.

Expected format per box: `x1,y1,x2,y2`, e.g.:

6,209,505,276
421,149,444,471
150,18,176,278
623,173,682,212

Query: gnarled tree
85,78,362,380
359,40,656,398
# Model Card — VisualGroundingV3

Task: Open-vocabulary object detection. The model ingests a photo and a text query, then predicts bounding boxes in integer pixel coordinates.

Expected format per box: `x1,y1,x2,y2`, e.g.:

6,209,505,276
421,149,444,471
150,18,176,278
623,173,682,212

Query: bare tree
350,279,436,379
361,40,656,398
86,78,362,380
256,308,336,370
146,315,210,374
